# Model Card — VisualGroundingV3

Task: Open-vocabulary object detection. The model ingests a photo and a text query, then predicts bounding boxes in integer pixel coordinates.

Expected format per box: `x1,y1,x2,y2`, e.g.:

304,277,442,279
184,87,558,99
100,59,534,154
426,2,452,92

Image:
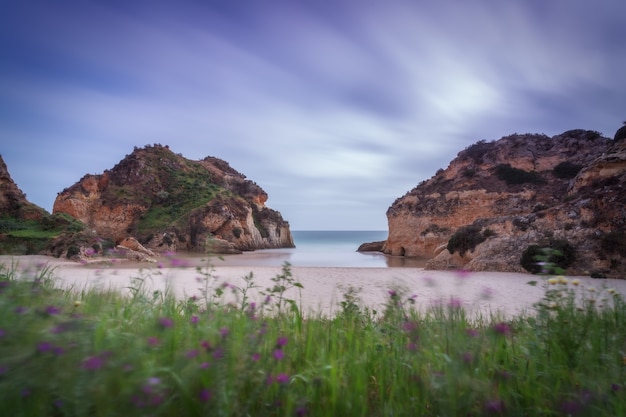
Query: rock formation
371,130,625,277
0,155,46,221
53,145,294,254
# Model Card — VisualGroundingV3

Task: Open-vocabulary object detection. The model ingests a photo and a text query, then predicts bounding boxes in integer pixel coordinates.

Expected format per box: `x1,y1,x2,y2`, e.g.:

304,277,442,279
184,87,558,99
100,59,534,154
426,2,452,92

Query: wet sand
3,255,625,318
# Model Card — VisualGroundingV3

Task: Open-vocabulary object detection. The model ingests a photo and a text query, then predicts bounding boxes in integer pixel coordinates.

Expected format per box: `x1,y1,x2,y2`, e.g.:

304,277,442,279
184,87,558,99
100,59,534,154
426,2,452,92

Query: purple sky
1,1,625,230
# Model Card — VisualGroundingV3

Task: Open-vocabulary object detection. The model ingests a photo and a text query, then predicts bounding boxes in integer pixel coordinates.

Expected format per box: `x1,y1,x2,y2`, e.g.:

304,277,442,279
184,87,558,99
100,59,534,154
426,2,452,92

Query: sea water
218,230,425,268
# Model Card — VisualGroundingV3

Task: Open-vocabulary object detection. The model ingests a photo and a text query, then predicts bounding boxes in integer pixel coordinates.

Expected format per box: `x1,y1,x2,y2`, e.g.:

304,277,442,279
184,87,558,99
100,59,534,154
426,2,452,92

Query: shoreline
2,254,625,318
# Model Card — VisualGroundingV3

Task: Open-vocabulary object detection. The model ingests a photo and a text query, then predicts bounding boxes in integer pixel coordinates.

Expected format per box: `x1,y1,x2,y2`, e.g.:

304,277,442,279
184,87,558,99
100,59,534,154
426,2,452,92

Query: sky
1,1,625,231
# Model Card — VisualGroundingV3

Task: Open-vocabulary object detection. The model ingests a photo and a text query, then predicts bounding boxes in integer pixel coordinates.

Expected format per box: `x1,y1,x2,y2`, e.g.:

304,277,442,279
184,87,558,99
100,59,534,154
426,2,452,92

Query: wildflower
81,353,108,370
484,398,505,414
219,327,229,338
275,373,290,385
572,279,581,286
157,262,164,269
14,306,27,314
159,317,174,329
201,340,212,351
493,322,512,336
607,288,616,295
251,353,261,362
0,329,4,338
212,348,224,360
147,336,161,347
612,383,621,392
276,336,288,347
199,362,210,369
199,388,212,402
45,305,61,315
73,301,82,308
547,278,559,285
388,289,397,298
273,349,284,360
466,328,479,338
37,341,54,353
170,258,191,268
402,321,418,333
461,352,474,364
186,349,199,359
558,276,568,285
190,315,199,324
146,377,161,386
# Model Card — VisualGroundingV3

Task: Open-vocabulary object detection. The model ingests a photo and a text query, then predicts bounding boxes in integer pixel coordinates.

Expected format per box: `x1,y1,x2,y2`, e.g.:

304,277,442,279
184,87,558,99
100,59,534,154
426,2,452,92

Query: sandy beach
3,254,626,318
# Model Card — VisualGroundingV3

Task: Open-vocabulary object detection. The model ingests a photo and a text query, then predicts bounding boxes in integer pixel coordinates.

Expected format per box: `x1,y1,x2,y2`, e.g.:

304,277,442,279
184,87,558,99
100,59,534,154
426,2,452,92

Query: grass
1,260,626,416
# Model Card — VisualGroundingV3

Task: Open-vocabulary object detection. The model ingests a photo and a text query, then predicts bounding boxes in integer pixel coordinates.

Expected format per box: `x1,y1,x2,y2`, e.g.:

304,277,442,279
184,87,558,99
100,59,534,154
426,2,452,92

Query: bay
217,230,425,268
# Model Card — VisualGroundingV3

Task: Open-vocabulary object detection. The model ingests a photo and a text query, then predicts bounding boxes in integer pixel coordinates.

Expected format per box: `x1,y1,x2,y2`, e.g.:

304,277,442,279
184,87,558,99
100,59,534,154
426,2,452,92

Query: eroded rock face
380,130,626,277
53,145,294,253
0,155,46,221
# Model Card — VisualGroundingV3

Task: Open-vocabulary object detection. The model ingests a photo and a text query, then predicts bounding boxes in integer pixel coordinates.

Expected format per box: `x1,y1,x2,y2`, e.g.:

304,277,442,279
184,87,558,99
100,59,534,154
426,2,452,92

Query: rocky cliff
378,130,626,278
0,155,46,221
53,145,294,254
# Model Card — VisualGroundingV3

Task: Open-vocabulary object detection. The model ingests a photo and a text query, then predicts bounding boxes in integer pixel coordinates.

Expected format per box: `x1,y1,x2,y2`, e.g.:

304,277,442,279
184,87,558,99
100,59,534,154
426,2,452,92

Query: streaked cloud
1,1,624,230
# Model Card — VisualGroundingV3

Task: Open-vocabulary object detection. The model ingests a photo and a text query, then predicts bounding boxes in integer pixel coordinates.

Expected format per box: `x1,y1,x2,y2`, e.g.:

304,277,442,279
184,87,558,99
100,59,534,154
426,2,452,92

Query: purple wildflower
273,349,284,360
484,398,505,414
190,315,199,324
461,352,474,364
37,341,54,353
45,305,61,315
388,289,397,298
199,388,212,402
14,306,27,314
159,317,174,329
251,353,261,362
219,327,229,338
201,340,212,351
212,348,224,360
0,329,5,338
170,257,190,268
81,354,107,371
275,373,290,385
147,336,161,347
186,349,199,359
493,322,512,336
276,336,288,347
199,362,210,369
466,328,479,338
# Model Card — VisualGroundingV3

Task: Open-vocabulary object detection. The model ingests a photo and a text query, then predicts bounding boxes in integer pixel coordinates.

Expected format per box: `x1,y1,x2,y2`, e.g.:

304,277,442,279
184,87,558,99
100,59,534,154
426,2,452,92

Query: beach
4,254,626,318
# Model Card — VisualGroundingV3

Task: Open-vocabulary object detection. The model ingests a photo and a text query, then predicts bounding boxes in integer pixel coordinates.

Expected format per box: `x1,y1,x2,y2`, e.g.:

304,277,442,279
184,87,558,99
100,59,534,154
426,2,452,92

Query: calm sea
218,230,425,268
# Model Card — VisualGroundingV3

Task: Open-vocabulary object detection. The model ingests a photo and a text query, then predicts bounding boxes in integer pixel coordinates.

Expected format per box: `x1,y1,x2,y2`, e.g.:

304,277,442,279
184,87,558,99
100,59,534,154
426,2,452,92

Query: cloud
1,0,625,229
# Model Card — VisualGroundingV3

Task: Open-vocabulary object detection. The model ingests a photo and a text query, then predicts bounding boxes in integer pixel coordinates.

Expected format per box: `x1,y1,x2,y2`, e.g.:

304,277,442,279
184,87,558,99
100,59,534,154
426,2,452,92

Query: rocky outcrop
0,155,47,221
375,130,626,277
53,145,294,254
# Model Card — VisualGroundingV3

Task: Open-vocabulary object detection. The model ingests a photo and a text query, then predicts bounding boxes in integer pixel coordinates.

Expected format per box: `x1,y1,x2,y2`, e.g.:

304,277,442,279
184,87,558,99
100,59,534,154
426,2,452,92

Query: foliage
2,261,626,416
447,224,493,256
463,140,494,164
495,164,546,185
520,240,577,274
553,161,584,179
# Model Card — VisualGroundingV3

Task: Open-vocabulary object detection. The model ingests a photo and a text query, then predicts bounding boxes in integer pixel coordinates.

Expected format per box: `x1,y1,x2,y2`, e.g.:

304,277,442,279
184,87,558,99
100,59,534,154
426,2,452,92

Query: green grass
1,261,626,416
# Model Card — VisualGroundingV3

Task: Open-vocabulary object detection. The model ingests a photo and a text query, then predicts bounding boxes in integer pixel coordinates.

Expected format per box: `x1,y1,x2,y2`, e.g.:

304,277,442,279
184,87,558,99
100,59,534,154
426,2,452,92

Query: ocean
218,230,425,268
